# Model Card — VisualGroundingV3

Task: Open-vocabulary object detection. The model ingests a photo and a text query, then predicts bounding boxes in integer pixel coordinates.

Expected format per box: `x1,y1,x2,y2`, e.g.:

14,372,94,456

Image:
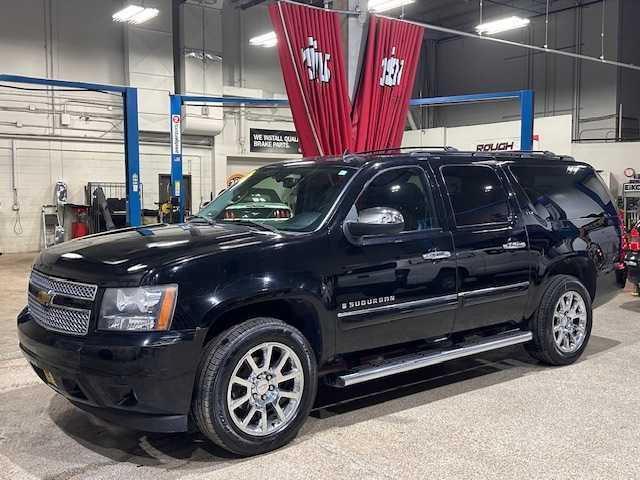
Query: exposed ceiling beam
379,13,640,72
239,0,268,8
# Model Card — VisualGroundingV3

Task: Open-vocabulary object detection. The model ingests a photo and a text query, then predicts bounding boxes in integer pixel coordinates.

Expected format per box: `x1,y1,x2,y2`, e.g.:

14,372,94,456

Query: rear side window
442,165,510,226
510,164,617,220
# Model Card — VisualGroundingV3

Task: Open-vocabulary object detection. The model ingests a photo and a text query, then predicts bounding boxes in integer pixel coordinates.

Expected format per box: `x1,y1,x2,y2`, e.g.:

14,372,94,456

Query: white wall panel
240,5,285,95
402,115,573,155
125,0,174,133
571,142,640,193
0,0,46,77
128,30,174,79
0,139,211,253
54,0,125,84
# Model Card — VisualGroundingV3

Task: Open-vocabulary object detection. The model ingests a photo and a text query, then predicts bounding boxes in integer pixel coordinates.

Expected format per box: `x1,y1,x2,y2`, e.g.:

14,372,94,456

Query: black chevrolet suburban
18,149,625,456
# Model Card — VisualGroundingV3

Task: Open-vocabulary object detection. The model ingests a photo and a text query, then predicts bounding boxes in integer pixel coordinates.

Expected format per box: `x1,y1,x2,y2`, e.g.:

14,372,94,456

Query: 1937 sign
250,129,300,154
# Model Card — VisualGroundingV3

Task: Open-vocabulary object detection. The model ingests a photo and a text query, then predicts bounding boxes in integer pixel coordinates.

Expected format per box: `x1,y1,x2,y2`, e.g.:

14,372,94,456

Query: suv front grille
27,271,96,336
30,270,97,300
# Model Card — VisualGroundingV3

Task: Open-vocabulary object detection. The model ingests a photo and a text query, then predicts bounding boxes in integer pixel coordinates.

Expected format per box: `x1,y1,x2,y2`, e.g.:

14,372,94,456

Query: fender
191,272,335,362
525,252,597,319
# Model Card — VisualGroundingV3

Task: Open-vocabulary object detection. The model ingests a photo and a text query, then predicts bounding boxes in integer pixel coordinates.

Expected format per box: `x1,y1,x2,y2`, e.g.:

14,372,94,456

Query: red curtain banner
351,15,424,152
269,2,353,156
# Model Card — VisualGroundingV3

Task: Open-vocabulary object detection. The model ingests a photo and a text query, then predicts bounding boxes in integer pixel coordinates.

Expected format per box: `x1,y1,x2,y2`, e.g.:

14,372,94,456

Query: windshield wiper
225,219,279,233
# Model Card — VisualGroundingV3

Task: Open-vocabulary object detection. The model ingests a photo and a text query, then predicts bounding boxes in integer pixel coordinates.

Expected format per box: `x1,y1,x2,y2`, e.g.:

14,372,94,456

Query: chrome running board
334,330,532,387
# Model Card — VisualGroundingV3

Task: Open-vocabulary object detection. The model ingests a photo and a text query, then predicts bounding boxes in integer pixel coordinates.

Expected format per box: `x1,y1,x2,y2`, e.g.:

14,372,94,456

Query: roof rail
492,150,557,156
482,150,576,161
343,146,458,158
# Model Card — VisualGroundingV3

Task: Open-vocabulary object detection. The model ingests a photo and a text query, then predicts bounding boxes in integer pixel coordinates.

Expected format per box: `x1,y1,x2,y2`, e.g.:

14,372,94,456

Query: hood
34,222,282,285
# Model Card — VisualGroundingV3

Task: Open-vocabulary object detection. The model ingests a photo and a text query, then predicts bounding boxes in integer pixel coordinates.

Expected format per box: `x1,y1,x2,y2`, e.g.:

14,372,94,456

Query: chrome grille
30,270,97,300
28,294,91,336
27,270,96,336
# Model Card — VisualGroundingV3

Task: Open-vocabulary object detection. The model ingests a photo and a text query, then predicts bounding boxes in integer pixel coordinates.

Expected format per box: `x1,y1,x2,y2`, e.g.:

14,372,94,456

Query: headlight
98,285,178,332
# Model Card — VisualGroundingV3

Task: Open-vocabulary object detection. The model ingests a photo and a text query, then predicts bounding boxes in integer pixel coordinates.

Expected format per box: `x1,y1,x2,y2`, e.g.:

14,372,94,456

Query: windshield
197,163,357,232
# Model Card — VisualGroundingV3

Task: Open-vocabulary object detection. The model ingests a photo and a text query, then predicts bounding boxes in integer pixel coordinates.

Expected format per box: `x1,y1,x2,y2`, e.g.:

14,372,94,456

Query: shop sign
623,183,640,196
476,141,515,152
250,129,300,154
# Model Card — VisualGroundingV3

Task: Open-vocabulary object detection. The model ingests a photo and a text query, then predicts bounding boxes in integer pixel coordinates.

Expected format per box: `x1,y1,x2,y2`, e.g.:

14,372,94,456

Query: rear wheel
192,318,317,456
527,275,593,366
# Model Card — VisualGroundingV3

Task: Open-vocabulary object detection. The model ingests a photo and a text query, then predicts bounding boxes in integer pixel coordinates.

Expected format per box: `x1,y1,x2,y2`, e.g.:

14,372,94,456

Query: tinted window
197,164,356,232
356,168,438,232
442,165,510,226
510,164,617,220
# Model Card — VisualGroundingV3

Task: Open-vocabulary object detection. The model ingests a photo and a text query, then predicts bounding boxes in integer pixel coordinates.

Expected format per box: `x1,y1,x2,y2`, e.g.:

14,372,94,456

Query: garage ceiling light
475,16,530,35
112,5,159,25
249,31,278,48
368,0,415,13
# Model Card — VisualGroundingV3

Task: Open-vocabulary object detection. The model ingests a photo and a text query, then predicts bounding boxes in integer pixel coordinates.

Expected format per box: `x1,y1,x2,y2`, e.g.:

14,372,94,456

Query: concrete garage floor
1,253,640,479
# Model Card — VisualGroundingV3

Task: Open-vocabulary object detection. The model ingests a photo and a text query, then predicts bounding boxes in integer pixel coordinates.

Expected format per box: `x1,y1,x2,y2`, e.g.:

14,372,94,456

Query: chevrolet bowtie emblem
35,289,56,307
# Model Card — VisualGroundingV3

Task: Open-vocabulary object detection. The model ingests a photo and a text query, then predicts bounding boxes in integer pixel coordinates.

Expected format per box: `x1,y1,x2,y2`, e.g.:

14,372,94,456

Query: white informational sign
623,183,640,197
175,180,181,197
171,114,182,155
132,173,139,193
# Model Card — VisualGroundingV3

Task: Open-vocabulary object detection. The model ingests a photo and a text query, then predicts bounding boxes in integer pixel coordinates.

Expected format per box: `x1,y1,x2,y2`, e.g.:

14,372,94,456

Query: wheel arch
525,254,597,321
545,255,597,300
201,295,329,364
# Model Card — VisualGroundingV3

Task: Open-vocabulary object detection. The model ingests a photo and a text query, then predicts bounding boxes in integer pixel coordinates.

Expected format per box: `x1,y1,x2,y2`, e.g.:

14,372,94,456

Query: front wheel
526,275,593,366
192,318,317,456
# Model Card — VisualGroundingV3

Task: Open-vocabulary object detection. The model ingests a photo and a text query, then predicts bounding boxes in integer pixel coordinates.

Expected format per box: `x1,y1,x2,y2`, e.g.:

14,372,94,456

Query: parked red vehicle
624,222,640,295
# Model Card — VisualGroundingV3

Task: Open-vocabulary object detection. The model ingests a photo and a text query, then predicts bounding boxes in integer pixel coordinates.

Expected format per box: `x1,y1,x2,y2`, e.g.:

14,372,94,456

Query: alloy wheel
552,290,588,354
226,342,304,437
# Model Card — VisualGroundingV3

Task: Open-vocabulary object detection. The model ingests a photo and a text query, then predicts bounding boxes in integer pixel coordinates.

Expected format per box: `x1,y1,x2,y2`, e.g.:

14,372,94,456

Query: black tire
526,275,593,366
192,317,317,456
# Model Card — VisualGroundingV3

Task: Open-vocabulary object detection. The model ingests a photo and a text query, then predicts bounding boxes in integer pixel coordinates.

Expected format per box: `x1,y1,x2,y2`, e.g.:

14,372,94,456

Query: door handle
422,250,452,260
502,241,527,250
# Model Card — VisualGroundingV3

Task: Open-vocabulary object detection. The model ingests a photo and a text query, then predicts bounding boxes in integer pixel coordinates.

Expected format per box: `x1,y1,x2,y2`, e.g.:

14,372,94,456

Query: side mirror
345,207,405,238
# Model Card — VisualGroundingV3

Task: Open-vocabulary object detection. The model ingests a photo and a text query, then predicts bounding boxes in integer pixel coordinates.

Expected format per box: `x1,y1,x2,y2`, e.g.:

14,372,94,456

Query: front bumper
17,307,206,432
625,252,640,284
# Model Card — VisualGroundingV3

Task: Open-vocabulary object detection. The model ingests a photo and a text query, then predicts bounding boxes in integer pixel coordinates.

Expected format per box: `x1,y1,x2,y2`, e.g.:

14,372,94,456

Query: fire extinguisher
72,207,89,238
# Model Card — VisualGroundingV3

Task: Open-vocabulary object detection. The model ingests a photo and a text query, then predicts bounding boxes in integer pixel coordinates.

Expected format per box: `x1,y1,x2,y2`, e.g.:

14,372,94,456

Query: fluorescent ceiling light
368,0,415,13
113,5,144,22
129,7,159,24
475,16,530,35
249,31,278,48
112,5,159,25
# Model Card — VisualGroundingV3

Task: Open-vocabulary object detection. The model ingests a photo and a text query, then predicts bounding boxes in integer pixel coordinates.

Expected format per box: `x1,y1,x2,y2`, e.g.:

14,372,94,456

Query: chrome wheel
226,342,304,437
553,290,588,354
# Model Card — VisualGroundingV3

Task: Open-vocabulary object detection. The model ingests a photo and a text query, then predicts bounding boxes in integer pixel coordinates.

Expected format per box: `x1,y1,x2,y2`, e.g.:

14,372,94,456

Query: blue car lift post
409,90,535,152
169,94,289,223
0,74,142,226
169,90,534,222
